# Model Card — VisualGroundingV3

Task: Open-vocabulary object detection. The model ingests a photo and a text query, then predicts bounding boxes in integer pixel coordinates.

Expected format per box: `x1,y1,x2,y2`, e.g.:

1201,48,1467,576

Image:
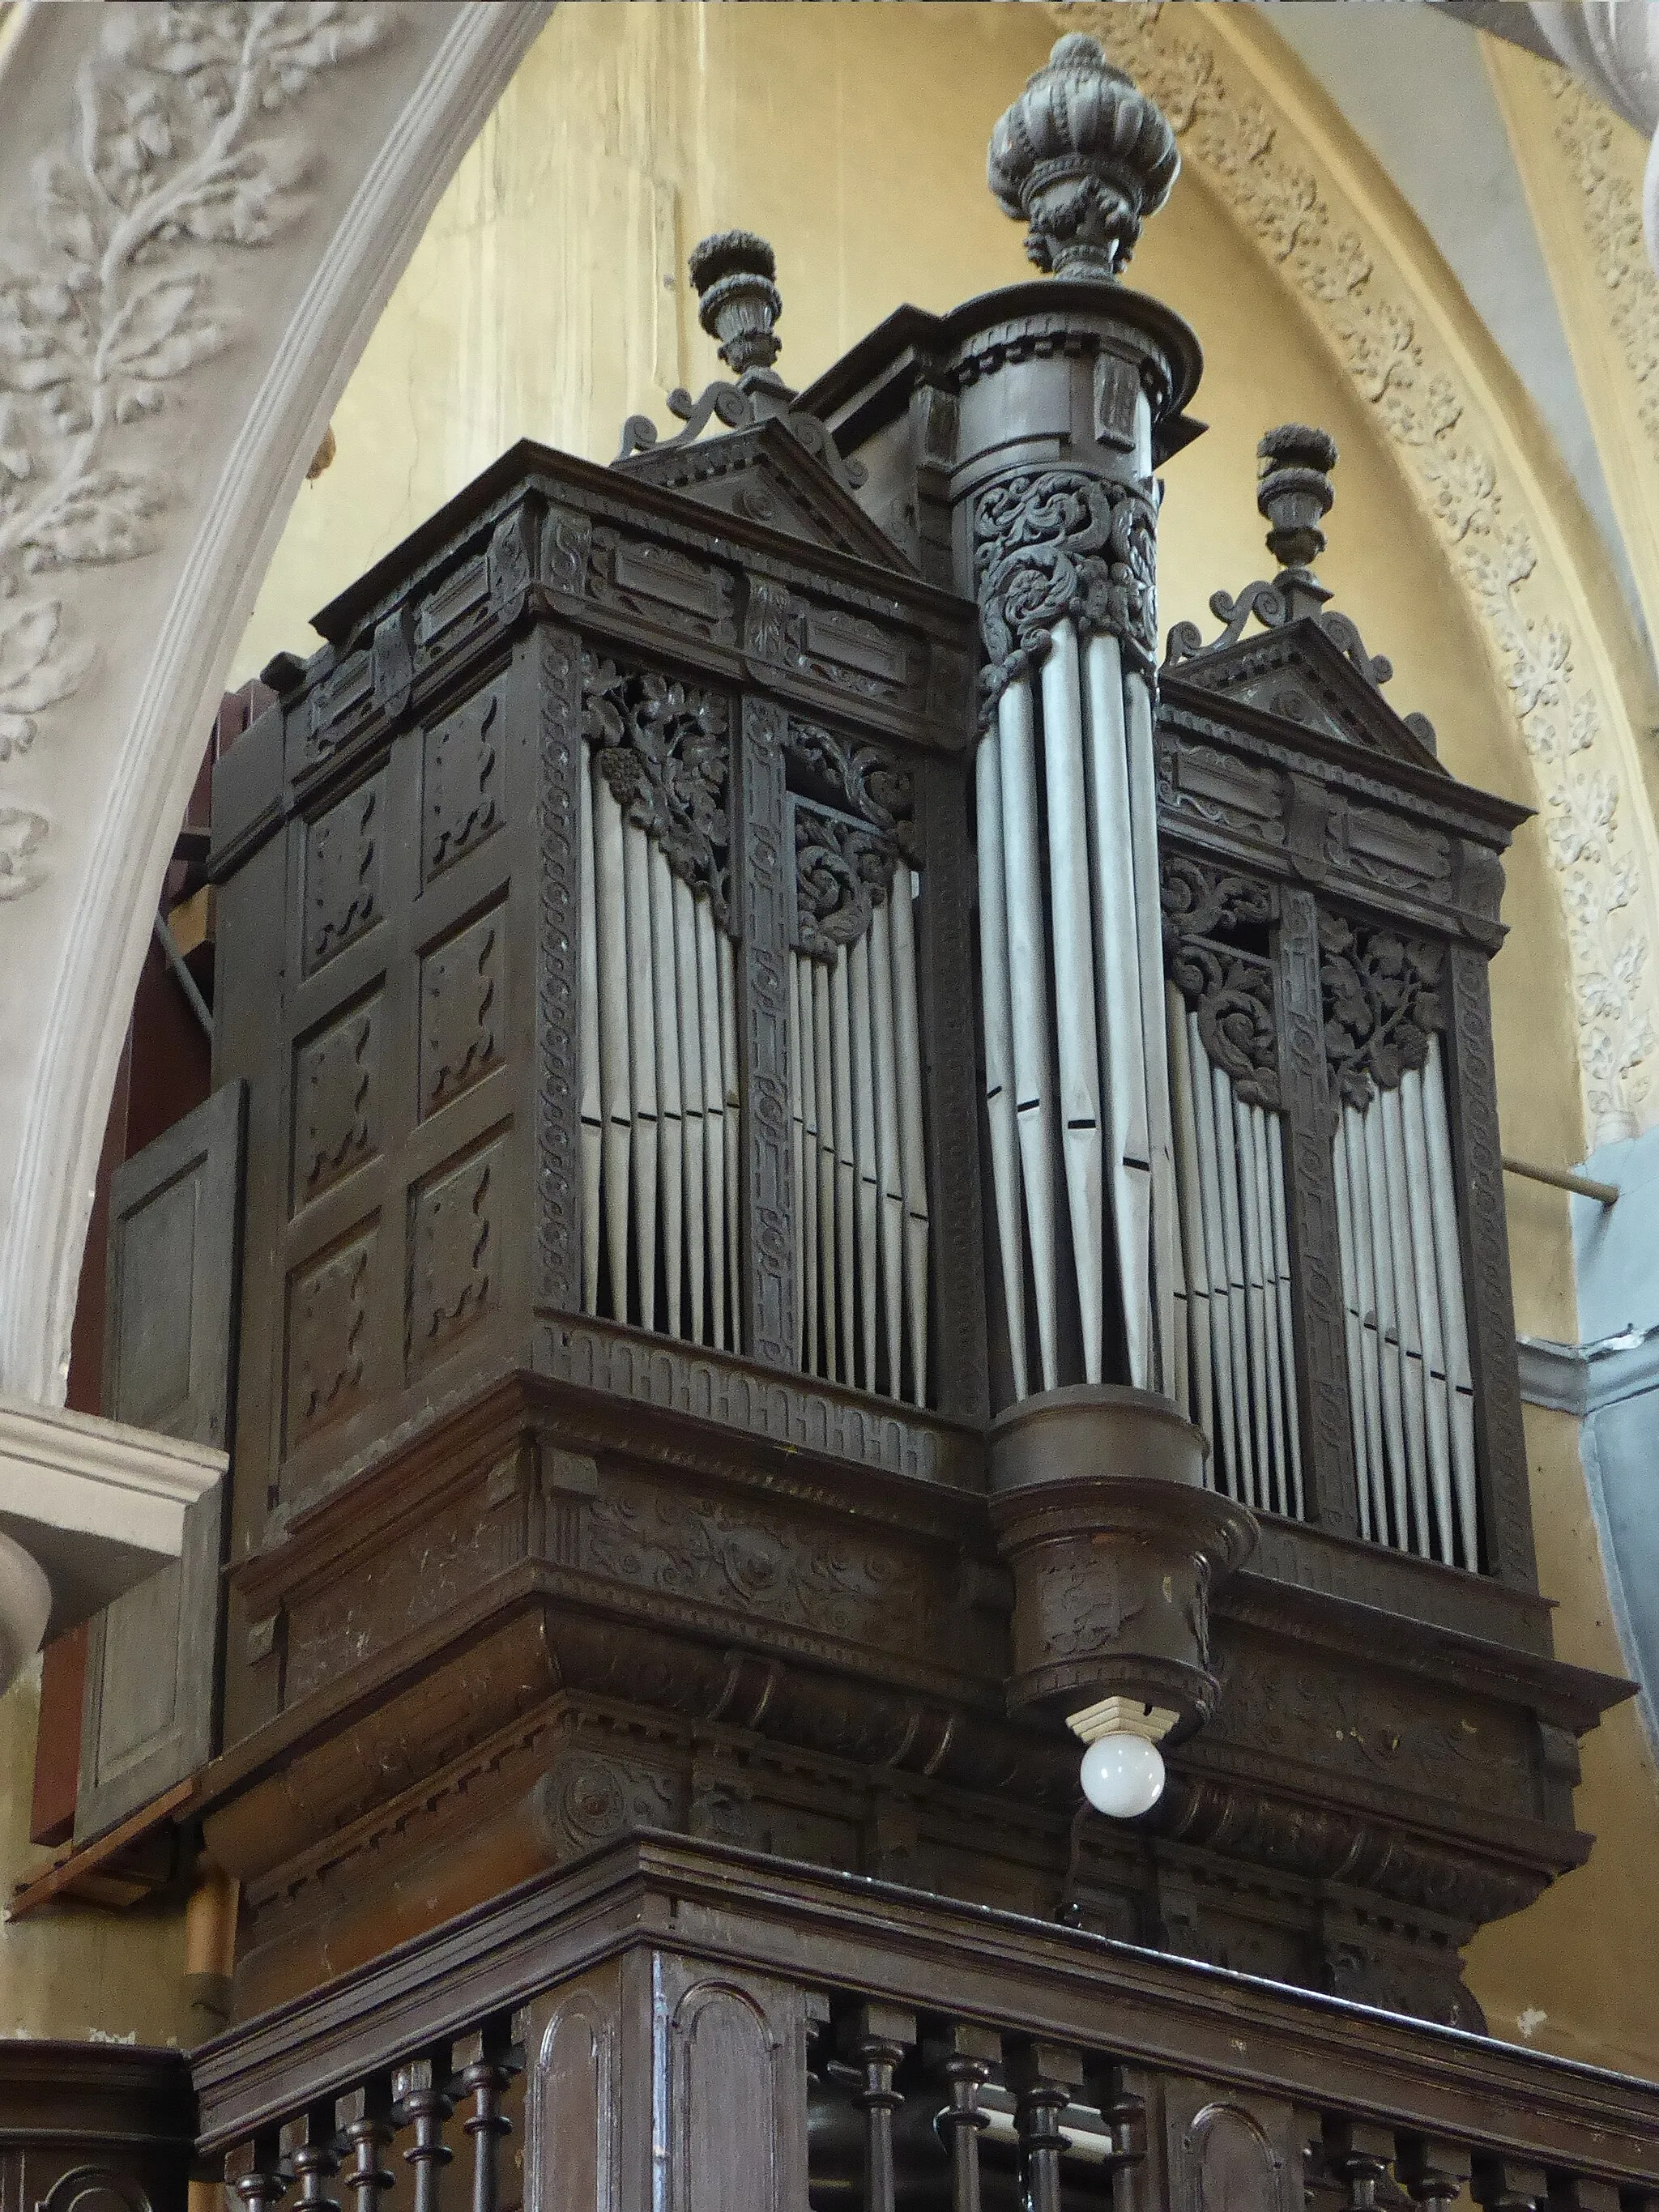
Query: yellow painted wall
207,1,1656,2075
0,1658,192,2044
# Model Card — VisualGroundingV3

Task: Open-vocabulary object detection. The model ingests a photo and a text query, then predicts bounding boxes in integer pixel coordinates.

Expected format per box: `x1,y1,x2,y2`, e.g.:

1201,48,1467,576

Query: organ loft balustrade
10,30,1653,2203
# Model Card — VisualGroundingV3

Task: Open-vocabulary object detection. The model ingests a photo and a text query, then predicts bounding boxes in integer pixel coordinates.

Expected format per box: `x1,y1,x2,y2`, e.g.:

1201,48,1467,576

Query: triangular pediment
616,415,914,573
1164,616,1445,775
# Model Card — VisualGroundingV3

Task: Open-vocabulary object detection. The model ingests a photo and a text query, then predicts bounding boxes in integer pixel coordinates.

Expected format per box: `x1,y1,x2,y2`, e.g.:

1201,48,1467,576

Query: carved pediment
616,415,915,573
1163,615,1445,776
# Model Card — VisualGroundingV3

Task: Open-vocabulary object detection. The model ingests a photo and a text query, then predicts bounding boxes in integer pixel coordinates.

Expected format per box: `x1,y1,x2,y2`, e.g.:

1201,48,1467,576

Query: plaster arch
0,0,551,1407
3,0,1657,1416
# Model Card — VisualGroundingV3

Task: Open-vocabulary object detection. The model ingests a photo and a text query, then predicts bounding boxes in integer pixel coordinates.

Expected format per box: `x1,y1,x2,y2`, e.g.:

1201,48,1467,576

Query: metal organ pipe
1330,1049,1479,1569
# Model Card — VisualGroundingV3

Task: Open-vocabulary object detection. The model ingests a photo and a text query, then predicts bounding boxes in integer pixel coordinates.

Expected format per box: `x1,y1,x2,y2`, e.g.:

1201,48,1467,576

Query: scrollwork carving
786,718,918,961
580,652,731,928
1318,911,1444,1110
974,467,1158,711
1161,855,1280,1108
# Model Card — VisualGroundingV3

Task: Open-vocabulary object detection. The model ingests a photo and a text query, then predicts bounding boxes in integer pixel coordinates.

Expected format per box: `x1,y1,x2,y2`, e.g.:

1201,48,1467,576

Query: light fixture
1068,1694,1175,1820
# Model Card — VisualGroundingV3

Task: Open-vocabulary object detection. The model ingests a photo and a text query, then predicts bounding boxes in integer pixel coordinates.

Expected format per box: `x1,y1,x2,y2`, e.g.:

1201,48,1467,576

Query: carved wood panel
654,1958,810,2212
736,696,797,1370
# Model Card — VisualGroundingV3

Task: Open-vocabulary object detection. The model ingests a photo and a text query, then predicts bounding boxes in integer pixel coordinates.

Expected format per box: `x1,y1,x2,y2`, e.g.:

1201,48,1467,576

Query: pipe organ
168,36,1620,2031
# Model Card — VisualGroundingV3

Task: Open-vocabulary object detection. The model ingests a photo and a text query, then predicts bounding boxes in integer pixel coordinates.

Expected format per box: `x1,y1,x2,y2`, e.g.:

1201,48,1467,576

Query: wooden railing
0,2042,195,2212
190,1835,1659,2212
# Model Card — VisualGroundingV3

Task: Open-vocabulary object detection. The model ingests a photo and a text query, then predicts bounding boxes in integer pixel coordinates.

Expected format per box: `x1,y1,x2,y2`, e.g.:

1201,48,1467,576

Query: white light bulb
1079,1730,1166,1819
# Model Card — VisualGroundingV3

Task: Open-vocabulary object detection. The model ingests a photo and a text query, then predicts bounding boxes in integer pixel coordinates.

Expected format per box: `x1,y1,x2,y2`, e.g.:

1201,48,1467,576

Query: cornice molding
1069,0,1659,1152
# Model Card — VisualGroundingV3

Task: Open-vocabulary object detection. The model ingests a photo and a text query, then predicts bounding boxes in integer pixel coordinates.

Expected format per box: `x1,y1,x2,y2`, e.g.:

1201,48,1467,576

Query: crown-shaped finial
987,33,1179,279
688,230,782,383
1257,424,1337,576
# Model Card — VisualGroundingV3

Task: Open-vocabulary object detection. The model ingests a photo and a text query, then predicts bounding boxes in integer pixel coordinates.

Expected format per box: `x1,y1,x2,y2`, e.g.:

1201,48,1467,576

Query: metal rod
1401,1067,1456,1563
975,731,1029,1401
1346,1102,1401,1548
649,843,684,1340
1212,1058,1257,1509
592,774,633,1327
797,954,821,1376
788,946,807,1370
999,676,1060,1392
1363,1093,1415,1548
871,898,906,1400
1126,667,1178,1396
696,895,727,1352
576,749,602,1315
831,943,859,1379
1041,620,1106,1384
1422,1039,1479,1567
1248,1102,1289,1516
623,820,659,1332
1167,987,1216,1455
673,873,706,1347
1234,1090,1274,1512
718,929,740,1349
1503,1155,1617,1204
850,929,880,1395
153,907,214,1042
1084,633,1153,1392
890,867,930,1404
1188,1010,1241,1498
1265,1117,1304,1522
812,955,839,1381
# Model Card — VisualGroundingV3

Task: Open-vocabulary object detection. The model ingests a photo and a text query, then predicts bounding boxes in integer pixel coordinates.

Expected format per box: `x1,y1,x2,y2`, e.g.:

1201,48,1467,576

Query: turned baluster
1323,2120,1397,2212
227,2134,290,2212
338,2085,396,2212
1398,2135,1471,2212
928,2022,1000,2212
842,2002,915,2212
394,2056,455,2212
1009,2043,1083,2212
454,2020,524,2212
281,2108,343,2212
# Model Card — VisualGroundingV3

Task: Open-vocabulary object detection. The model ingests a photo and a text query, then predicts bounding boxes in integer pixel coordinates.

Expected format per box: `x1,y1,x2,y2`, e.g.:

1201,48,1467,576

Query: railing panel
194,1839,1659,2212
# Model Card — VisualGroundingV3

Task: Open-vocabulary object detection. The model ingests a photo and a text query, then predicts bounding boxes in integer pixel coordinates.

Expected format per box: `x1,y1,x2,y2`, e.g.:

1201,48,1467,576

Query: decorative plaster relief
1081,2,1659,1144
0,3,391,899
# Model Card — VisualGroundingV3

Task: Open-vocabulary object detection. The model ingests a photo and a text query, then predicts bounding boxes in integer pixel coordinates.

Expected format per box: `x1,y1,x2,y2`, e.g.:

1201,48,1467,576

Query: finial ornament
987,33,1179,279
1256,424,1338,578
688,229,783,382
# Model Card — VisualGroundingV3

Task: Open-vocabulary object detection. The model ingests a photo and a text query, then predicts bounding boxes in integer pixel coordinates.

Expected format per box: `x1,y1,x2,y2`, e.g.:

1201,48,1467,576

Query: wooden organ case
173,37,1631,2030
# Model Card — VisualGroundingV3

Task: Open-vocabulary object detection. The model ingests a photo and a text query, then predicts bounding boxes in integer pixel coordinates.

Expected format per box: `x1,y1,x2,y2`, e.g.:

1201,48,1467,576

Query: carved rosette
974,468,1158,714
1161,855,1281,1110
787,718,918,962
580,653,731,927
1318,912,1445,1111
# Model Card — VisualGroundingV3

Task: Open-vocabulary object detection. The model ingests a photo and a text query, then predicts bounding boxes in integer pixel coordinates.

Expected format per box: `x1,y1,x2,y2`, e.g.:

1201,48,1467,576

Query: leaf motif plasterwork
0,2,390,896
1543,66,1659,457
1077,1,1657,1142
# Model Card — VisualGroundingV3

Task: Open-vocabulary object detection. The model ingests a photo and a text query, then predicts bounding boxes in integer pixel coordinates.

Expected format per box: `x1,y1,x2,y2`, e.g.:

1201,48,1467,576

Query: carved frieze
1318,911,1445,1110
974,467,1158,710
745,579,917,707
1161,854,1281,1110
787,719,918,962
588,530,736,646
581,652,732,929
